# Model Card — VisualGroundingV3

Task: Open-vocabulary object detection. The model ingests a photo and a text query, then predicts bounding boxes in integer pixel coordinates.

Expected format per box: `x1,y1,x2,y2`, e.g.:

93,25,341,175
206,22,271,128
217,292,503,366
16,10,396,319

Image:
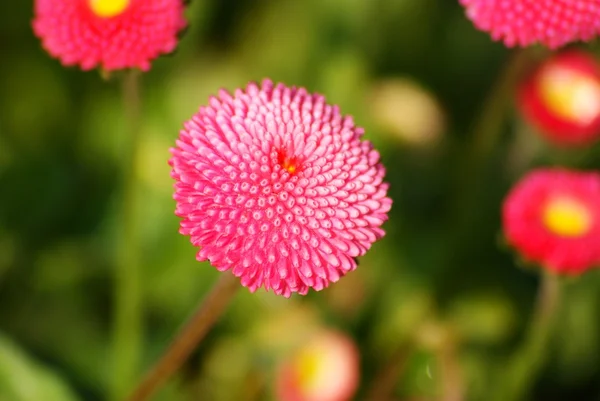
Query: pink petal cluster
517,51,600,146
460,0,600,49
276,330,360,401
170,80,391,296
33,0,187,71
503,168,600,275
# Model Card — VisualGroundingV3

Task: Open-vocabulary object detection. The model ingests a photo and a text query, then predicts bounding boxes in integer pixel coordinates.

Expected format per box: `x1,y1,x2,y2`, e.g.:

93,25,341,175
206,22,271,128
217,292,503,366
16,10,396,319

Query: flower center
277,150,300,174
542,196,592,238
296,350,321,390
88,0,130,18
539,66,600,126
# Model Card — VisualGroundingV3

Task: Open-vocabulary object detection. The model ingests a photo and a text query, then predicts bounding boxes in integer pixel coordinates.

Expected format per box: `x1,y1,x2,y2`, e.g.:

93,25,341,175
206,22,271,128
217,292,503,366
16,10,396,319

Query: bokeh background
2,1,600,400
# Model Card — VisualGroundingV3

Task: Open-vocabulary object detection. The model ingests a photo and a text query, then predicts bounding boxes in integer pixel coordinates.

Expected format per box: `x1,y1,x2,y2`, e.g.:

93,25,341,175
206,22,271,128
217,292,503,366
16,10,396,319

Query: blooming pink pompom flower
503,168,600,275
518,51,600,146
276,330,360,401
460,0,600,49
170,80,392,297
33,0,187,71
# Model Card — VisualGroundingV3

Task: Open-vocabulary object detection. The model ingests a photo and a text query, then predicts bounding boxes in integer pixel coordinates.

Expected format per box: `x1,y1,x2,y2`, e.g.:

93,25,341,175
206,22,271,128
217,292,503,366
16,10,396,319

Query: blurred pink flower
33,0,187,71
170,79,391,297
276,330,360,401
460,0,600,49
518,51,600,146
503,168,600,275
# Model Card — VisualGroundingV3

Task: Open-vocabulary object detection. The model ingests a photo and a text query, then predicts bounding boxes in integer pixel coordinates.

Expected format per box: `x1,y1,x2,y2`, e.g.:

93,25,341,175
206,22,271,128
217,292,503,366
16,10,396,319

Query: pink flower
170,80,392,297
518,51,600,146
460,0,600,49
33,0,187,71
275,330,360,401
502,168,600,275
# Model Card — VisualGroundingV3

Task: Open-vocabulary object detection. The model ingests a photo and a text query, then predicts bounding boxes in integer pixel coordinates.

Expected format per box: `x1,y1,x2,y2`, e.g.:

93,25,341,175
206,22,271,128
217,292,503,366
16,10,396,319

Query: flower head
170,79,391,297
518,51,600,146
275,330,360,401
460,0,600,49
502,168,600,275
33,0,187,71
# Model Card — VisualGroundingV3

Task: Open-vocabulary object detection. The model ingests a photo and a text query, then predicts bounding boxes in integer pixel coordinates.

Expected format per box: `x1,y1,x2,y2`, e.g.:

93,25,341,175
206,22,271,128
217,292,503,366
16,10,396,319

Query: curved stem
449,49,532,229
127,273,240,401
437,332,463,401
364,343,412,401
498,271,562,401
112,70,143,401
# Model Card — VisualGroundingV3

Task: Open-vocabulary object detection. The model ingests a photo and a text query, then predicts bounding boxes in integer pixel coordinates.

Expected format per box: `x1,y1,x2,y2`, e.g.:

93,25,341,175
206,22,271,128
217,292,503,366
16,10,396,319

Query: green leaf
0,334,80,401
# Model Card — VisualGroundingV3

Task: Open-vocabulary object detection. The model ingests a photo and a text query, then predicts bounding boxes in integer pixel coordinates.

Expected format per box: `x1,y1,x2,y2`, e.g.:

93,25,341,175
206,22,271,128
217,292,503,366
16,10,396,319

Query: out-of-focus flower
502,168,600,275
276,330,360,401
170,79,392,297
370,78,445,147
518,51,600,146
33,0,187,71
460,0,600,49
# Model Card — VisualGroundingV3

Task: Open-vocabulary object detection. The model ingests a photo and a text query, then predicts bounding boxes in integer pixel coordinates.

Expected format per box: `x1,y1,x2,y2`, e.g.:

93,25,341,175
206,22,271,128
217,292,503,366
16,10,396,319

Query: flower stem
112,70,143,401
449,49,532,227
497,271,562,401
466,49,532,173
127,273,240,401
364,343,412,401
437,333,463,401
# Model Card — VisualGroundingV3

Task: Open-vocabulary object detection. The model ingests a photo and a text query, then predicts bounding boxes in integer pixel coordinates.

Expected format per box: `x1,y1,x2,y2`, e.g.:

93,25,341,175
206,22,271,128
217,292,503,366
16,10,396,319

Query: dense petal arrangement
460,0,600,49
170,80,391,296
33,0,187,71
276,330,360,401
502,168,600,275
518,51,600,146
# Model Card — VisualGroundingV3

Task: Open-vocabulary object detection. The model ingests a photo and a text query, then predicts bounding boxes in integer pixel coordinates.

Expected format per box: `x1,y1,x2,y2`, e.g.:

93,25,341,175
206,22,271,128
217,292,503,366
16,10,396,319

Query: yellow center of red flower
543,197,592,237
539,66,600,125
89,0,130,18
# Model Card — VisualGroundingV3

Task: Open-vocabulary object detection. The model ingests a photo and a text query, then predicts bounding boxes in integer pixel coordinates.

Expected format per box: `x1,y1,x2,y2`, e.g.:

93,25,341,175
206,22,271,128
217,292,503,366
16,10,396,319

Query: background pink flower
460,0,600,49
275,330,360,401
170,80,392,297
33,0,187,71
517,51,600,146
503,168,600,275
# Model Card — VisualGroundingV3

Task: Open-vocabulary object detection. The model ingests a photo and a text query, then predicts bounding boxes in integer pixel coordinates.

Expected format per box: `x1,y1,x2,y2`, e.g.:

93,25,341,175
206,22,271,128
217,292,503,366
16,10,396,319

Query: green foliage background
1,1,600,400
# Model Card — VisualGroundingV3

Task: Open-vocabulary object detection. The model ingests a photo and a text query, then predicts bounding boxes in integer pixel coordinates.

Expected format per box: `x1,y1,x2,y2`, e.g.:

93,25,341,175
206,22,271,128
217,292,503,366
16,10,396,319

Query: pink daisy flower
170,79,392,297
275,330,360,401
460,0,600,49
518,51,600,146
33,0,187,71
503,168,600,275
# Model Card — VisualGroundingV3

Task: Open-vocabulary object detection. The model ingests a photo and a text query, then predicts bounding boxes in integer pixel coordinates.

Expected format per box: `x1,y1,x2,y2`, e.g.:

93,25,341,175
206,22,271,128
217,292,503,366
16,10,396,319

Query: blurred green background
1,1,600,400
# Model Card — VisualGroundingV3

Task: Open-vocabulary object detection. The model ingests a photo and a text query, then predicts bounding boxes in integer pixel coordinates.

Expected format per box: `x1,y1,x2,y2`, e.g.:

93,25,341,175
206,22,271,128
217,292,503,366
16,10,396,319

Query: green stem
466,49,532,173
364,343,412,401
449,49,532,227
127,273,239,401
112,70,143,401
437,332,463,401
498,271,562,401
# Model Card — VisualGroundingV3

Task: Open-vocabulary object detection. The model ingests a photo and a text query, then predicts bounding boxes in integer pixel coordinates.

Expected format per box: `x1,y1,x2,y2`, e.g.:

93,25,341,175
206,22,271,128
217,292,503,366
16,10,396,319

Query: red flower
276,330,360,401
503,168,600,275
460,0,600,49
33,0,187,71
518,51,600,146
170,80,392,297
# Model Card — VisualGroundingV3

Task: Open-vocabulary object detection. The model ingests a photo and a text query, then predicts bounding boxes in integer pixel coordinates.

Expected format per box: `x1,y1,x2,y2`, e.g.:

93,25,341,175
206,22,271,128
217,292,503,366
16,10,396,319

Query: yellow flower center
282,158,297,174
539,65,600,125
296,349,321,389
543,197,592,238
89,0,130,18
